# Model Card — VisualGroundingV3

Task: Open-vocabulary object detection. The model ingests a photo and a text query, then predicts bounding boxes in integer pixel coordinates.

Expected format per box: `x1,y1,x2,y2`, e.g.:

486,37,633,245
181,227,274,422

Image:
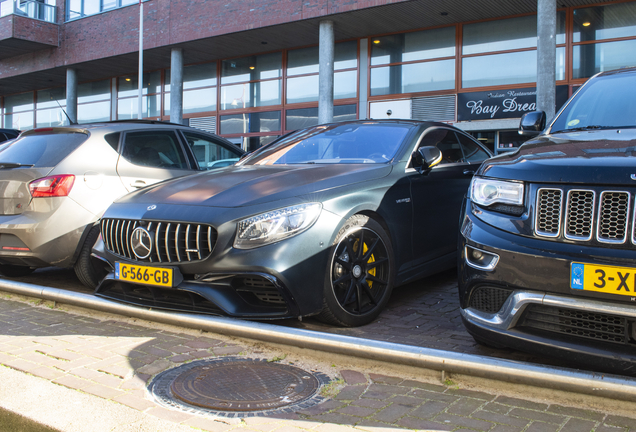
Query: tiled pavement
1,295,636,431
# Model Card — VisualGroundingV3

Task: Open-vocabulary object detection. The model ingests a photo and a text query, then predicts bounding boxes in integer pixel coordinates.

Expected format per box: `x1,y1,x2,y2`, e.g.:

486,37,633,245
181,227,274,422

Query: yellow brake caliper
354,239,376,288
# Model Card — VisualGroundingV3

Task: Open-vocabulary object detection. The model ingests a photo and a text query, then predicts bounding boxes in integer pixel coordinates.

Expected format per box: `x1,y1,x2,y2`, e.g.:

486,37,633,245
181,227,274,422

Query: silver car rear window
0,132,88,167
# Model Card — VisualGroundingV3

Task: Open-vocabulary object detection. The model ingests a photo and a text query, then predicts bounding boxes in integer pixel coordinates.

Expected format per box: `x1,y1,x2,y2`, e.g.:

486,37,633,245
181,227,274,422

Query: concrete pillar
66,68,78,124
537,0,557,120
358,38,369,119
318,20,334,124
170,48,184,124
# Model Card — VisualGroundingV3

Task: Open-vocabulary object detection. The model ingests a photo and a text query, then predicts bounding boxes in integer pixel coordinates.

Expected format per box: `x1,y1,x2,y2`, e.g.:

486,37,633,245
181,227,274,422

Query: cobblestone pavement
1,295,636,432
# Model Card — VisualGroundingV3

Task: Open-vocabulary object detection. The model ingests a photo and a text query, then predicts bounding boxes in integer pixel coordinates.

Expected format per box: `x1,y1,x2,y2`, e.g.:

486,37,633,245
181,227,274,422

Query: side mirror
412,146,442,174
519,111,546,136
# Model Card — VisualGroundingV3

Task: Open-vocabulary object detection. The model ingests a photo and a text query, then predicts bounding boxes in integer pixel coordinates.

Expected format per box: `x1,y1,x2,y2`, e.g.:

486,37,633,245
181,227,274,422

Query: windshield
551,71,636,133
0,132,88,167
243,122,413,165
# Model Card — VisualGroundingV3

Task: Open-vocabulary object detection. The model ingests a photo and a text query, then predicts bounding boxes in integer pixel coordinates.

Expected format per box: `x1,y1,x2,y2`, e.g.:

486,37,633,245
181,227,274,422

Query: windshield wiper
0,163,34,169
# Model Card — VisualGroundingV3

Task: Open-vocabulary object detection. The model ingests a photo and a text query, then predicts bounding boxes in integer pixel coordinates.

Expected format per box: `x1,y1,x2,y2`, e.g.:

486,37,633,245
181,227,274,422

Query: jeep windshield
550,70,636,134
242,122,412,165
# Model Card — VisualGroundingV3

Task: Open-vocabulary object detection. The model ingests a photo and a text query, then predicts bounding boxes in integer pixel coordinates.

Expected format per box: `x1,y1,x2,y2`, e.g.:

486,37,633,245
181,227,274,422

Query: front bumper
96,204,343,320
459,198,636,376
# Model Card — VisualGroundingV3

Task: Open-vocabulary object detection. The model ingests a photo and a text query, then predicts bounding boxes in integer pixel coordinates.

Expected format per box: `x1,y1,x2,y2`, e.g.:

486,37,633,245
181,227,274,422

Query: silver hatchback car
0,120,243,287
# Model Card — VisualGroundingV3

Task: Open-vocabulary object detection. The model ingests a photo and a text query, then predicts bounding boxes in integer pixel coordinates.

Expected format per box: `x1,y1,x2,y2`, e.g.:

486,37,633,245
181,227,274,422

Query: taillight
29,175,75,198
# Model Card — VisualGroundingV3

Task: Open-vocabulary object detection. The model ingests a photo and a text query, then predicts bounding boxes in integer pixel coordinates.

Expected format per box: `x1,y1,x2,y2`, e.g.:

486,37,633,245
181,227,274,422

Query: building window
286,41,358,104
285,105,357,131
78,79,111,123
36,88,68,127
66,0,138,21
117,71,162,119
165,63,217,116
369,26,456,97
220,53,282,110
572,2,636,79
461,13,566,88
3,92,34,130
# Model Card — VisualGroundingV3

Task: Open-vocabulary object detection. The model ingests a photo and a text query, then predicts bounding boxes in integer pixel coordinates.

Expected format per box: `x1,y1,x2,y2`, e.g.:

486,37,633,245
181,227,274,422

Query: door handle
131,180,147,188
463,169,475,175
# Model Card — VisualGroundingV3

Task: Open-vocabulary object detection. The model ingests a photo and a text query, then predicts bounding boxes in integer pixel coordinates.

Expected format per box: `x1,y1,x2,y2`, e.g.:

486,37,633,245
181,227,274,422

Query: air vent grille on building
189,117,217,134
411,95,456,122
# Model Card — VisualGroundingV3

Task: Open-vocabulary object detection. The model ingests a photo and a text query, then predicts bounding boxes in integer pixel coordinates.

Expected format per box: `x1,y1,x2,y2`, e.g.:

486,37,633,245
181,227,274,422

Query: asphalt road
5,266,573,373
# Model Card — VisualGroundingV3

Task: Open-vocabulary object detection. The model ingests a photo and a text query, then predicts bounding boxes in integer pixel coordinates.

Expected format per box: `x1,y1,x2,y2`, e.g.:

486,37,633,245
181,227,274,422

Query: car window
415,128,464,164
457,133,490,163
121,130,189,169
244,123,412,165
181,131,241,170
0,132,88,167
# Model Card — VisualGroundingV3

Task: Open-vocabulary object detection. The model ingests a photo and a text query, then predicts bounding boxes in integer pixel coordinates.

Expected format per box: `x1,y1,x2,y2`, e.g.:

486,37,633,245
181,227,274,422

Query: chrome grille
564,190,595,240
102,218,217,263
535,188,562,237
597,191,630,243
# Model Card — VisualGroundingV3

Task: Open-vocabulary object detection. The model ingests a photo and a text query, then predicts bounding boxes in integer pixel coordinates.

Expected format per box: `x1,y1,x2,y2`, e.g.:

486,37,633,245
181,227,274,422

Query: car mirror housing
412,146,442,174
519,111,546,136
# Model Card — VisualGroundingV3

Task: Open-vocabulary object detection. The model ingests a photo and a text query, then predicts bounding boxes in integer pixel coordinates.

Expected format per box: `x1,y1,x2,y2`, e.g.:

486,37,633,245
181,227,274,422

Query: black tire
74,225,108,289
0,265,34,277
318,215,395,327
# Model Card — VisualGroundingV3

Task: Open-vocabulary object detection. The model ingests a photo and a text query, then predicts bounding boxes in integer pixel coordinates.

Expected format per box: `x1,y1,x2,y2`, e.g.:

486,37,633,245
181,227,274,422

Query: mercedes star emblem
131,227,153,259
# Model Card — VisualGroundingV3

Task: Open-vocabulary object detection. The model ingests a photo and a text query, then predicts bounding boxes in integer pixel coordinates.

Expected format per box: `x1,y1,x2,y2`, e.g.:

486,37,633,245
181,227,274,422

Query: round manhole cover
149,357,331,417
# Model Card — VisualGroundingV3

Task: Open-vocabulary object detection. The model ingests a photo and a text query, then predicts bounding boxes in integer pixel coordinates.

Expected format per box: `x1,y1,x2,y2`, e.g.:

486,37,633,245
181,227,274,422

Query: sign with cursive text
457,86,568,121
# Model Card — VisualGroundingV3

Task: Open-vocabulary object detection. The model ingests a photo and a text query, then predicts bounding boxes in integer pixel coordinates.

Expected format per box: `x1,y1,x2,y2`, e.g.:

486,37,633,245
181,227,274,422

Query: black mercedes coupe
96,119,491,326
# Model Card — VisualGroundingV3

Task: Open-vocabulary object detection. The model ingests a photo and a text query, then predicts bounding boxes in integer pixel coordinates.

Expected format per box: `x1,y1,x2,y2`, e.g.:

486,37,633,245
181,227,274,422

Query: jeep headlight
471,177,524,207
234,203,322,249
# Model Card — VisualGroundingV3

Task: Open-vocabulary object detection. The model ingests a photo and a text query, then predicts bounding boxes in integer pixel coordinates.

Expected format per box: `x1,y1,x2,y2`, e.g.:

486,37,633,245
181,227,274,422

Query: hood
115,163,393,208
0,167,53,215
480,129,636,185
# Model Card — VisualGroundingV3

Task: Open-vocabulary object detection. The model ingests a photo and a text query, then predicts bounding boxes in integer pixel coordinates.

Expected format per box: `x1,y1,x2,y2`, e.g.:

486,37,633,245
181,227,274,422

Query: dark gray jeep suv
459,67,636,376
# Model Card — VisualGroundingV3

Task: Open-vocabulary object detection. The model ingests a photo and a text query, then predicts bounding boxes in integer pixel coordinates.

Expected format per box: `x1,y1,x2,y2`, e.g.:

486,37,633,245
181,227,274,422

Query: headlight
471,177,524,207
234,203,322,249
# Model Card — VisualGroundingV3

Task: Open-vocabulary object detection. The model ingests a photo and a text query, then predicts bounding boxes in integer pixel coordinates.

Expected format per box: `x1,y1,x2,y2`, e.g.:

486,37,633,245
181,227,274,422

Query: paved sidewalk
1,294,636,431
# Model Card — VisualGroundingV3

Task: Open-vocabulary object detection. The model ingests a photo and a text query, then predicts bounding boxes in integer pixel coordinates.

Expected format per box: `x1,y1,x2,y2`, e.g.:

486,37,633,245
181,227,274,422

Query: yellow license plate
571,262,636,297
115,262,173,287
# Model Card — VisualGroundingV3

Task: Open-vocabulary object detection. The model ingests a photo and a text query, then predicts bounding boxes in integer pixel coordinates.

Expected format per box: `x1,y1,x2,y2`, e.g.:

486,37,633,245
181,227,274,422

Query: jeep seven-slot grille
101,218,217,263
519,304,634,346
535,188,633,245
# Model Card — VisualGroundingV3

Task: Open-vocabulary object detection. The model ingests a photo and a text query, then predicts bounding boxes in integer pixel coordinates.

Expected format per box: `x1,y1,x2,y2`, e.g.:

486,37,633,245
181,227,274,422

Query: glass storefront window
287,41,357,76
573,39,636,79
221,81,281,110
78,100,110,123
165,62,217,92
463,14,565,54
220,111,281,135
37,88,66,109
370,59,455,96
4,113,33,130
36,108,69,127
463,49,565,87
118,71,161,97
4,92,34,113
164,87,216,116
286,70,357,104
221,53,282,85
78,80,110,103
286,105,357,131
573,2,636,43
117,95,161,119
371,27,455,65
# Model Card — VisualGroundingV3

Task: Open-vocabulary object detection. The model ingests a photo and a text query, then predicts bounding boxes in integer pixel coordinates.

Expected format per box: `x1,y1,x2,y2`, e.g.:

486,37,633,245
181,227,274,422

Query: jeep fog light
465,245,499,271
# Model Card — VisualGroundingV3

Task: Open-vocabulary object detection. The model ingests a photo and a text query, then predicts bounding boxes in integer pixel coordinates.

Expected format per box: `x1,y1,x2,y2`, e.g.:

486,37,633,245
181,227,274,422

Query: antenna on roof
56,99,77,125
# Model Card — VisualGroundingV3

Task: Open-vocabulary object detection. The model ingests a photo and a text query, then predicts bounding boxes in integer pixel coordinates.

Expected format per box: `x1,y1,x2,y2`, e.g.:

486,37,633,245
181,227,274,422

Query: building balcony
0,0,58,59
